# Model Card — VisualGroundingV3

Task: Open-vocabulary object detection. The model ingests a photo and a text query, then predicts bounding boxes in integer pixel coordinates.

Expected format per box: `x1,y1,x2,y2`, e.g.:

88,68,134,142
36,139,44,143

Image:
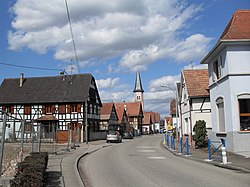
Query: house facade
142,112,152,134
114,103,129,132
179,69,212,144
100,102,118,131
0,73,102,143
201,10,250,156
124,102,143,136
154,112,160,133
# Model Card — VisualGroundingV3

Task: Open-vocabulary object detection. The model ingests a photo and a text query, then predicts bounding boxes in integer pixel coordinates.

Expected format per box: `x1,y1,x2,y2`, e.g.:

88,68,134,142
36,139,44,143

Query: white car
106,131,122,143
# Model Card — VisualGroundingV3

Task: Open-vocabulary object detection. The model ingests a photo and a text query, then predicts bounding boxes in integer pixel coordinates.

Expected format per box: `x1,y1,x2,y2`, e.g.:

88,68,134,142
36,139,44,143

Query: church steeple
133,70,144,110
133,70,144,93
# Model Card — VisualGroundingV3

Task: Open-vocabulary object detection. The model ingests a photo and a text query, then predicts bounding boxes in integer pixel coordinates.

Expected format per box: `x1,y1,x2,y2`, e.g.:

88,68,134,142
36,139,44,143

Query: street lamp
160,84,179,139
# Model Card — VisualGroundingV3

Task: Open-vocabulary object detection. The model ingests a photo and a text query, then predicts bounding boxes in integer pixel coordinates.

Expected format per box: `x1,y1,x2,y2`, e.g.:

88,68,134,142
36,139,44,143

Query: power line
64,0,81,74
0,61,62,71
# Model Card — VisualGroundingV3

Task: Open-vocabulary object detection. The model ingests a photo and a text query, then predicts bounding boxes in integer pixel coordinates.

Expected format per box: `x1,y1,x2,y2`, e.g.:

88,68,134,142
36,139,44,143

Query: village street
78,134,250,187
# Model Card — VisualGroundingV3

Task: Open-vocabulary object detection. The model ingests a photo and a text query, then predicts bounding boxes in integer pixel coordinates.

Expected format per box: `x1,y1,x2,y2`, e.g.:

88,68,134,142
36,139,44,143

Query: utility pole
0,112,7,176
85,98,88,144
20,121,25,161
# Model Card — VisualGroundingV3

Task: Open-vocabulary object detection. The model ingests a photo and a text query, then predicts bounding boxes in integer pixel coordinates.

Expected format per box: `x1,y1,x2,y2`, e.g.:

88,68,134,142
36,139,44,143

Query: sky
0,0,249,118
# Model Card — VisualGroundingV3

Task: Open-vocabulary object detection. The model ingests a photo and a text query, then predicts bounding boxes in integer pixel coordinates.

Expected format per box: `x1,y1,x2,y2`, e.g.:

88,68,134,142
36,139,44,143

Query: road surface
79,134,250,187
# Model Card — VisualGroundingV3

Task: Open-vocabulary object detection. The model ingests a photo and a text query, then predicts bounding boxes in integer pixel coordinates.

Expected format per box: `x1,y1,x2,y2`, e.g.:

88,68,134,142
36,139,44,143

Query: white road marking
148,157,166,159
137,146,156,149
137,150,156,152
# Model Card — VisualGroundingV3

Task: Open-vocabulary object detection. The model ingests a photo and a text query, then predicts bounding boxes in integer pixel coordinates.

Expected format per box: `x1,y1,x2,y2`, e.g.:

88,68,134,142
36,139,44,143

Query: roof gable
114,103,127,124
100,102,117,120
182,69,209,97
100,103,114,115
143,112,151,125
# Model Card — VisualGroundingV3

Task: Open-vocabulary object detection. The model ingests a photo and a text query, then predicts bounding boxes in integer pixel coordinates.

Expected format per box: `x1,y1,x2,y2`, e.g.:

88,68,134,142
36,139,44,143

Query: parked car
106,131,122,143
123,132,133,139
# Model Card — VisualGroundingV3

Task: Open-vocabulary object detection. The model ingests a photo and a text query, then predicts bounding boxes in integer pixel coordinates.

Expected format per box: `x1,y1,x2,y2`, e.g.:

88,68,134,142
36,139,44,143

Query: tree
193,120,207,148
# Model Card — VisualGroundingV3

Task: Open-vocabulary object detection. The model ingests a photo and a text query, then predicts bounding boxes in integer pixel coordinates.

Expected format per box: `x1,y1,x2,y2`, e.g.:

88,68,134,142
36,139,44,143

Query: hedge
10,152,48,187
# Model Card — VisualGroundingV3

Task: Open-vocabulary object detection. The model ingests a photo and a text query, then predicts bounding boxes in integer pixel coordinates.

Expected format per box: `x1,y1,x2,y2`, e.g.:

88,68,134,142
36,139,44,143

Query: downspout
189,99,193,145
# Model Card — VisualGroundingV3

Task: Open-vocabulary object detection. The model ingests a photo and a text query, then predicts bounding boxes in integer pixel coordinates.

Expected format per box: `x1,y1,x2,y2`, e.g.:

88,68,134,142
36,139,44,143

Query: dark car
123,132,133,139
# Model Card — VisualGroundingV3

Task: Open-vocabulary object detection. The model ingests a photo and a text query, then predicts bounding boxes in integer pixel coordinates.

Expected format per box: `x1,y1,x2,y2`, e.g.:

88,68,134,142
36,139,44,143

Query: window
216,97,226,132
212,56,222,82
2,105,14,114
24,105,31,115
43,104,55,114
68,104,81,113
58,104,66,114
46,105,53,113
239,98,250,131
71,104,78,113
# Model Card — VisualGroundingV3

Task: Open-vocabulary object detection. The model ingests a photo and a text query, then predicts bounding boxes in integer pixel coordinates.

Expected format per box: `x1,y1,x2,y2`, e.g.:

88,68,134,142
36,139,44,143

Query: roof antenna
70,59,73,84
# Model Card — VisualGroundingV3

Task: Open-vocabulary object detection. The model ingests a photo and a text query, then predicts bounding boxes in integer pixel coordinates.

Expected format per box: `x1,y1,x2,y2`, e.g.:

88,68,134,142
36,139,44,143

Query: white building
179,69,212,144
201,10,250,157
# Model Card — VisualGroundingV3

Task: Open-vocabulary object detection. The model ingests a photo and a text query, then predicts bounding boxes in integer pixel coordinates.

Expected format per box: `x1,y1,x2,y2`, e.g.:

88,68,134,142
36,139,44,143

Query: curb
161,142,250,173
76,144,112,186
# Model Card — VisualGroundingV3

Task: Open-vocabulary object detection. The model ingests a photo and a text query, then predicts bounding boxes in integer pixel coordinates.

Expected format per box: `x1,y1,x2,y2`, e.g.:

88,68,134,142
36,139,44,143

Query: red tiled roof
150,112,155,123
182,69,209,97
114,103,126,124
100,102,113,115
220,10,250,40
155,113,160,123
170,99,176,115
124,102,142,116
143,112,151,125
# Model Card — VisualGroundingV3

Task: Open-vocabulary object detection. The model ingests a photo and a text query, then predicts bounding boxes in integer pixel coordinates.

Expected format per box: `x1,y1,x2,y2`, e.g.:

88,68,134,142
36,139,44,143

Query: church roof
133,70,144,93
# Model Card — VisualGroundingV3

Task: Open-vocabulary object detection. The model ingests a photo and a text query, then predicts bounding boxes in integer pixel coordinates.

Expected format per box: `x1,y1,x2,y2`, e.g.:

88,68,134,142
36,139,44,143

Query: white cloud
99,90,133,103
148,74,180,92
183,63,208,70
8,0,211,72
168,34,213,62
96,77,120,89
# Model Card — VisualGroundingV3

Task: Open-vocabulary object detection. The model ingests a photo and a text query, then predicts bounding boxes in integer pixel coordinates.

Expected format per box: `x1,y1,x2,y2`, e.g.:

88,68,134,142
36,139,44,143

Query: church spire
133,69,144,93
133,69,144,110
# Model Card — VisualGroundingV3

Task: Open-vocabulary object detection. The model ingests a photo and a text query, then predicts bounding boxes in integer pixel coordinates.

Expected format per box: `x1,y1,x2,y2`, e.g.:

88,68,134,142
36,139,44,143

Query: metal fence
0,110,67,184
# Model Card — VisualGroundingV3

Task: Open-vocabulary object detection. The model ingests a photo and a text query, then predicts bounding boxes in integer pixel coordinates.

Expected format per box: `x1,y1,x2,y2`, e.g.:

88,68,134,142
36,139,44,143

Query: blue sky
0,0,249,117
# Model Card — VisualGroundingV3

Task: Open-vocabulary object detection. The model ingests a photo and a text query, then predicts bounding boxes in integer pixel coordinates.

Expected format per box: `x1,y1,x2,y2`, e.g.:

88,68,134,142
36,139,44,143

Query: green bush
193,120,207,148
10,152,48,187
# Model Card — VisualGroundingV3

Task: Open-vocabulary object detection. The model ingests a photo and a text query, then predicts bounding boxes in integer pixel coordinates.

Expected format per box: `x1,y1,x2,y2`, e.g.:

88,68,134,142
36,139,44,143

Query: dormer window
212,56,222,82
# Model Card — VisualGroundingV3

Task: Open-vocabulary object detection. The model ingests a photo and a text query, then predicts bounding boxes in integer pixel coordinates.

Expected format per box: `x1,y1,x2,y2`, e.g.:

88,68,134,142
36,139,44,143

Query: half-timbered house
142,112,152,135
124,102,143,136
0,73,102,143
114,102,129,132
100,102,118,131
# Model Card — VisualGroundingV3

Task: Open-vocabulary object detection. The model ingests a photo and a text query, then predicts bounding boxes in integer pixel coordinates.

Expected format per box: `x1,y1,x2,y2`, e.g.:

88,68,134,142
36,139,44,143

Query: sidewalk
45,140,110,187
162,137,250,173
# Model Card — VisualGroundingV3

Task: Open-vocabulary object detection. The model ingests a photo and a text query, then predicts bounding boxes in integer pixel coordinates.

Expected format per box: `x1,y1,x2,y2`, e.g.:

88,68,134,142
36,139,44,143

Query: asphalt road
79,134,250,187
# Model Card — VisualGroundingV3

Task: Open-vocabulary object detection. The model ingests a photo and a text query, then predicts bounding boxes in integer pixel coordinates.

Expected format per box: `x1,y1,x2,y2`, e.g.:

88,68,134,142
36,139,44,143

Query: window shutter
11,105,14,113
77,104,81,113
67,104,71,113
52,105,56,113
42,105,46,114
24,105,31,115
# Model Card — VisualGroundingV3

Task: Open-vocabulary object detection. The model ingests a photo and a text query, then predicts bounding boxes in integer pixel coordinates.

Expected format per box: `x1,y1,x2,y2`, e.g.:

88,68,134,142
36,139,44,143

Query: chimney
60,71,65,81
19,73,24,87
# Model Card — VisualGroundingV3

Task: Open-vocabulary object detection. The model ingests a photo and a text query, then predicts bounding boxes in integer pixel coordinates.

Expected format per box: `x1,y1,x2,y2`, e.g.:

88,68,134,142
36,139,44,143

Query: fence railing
208,138,226,161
